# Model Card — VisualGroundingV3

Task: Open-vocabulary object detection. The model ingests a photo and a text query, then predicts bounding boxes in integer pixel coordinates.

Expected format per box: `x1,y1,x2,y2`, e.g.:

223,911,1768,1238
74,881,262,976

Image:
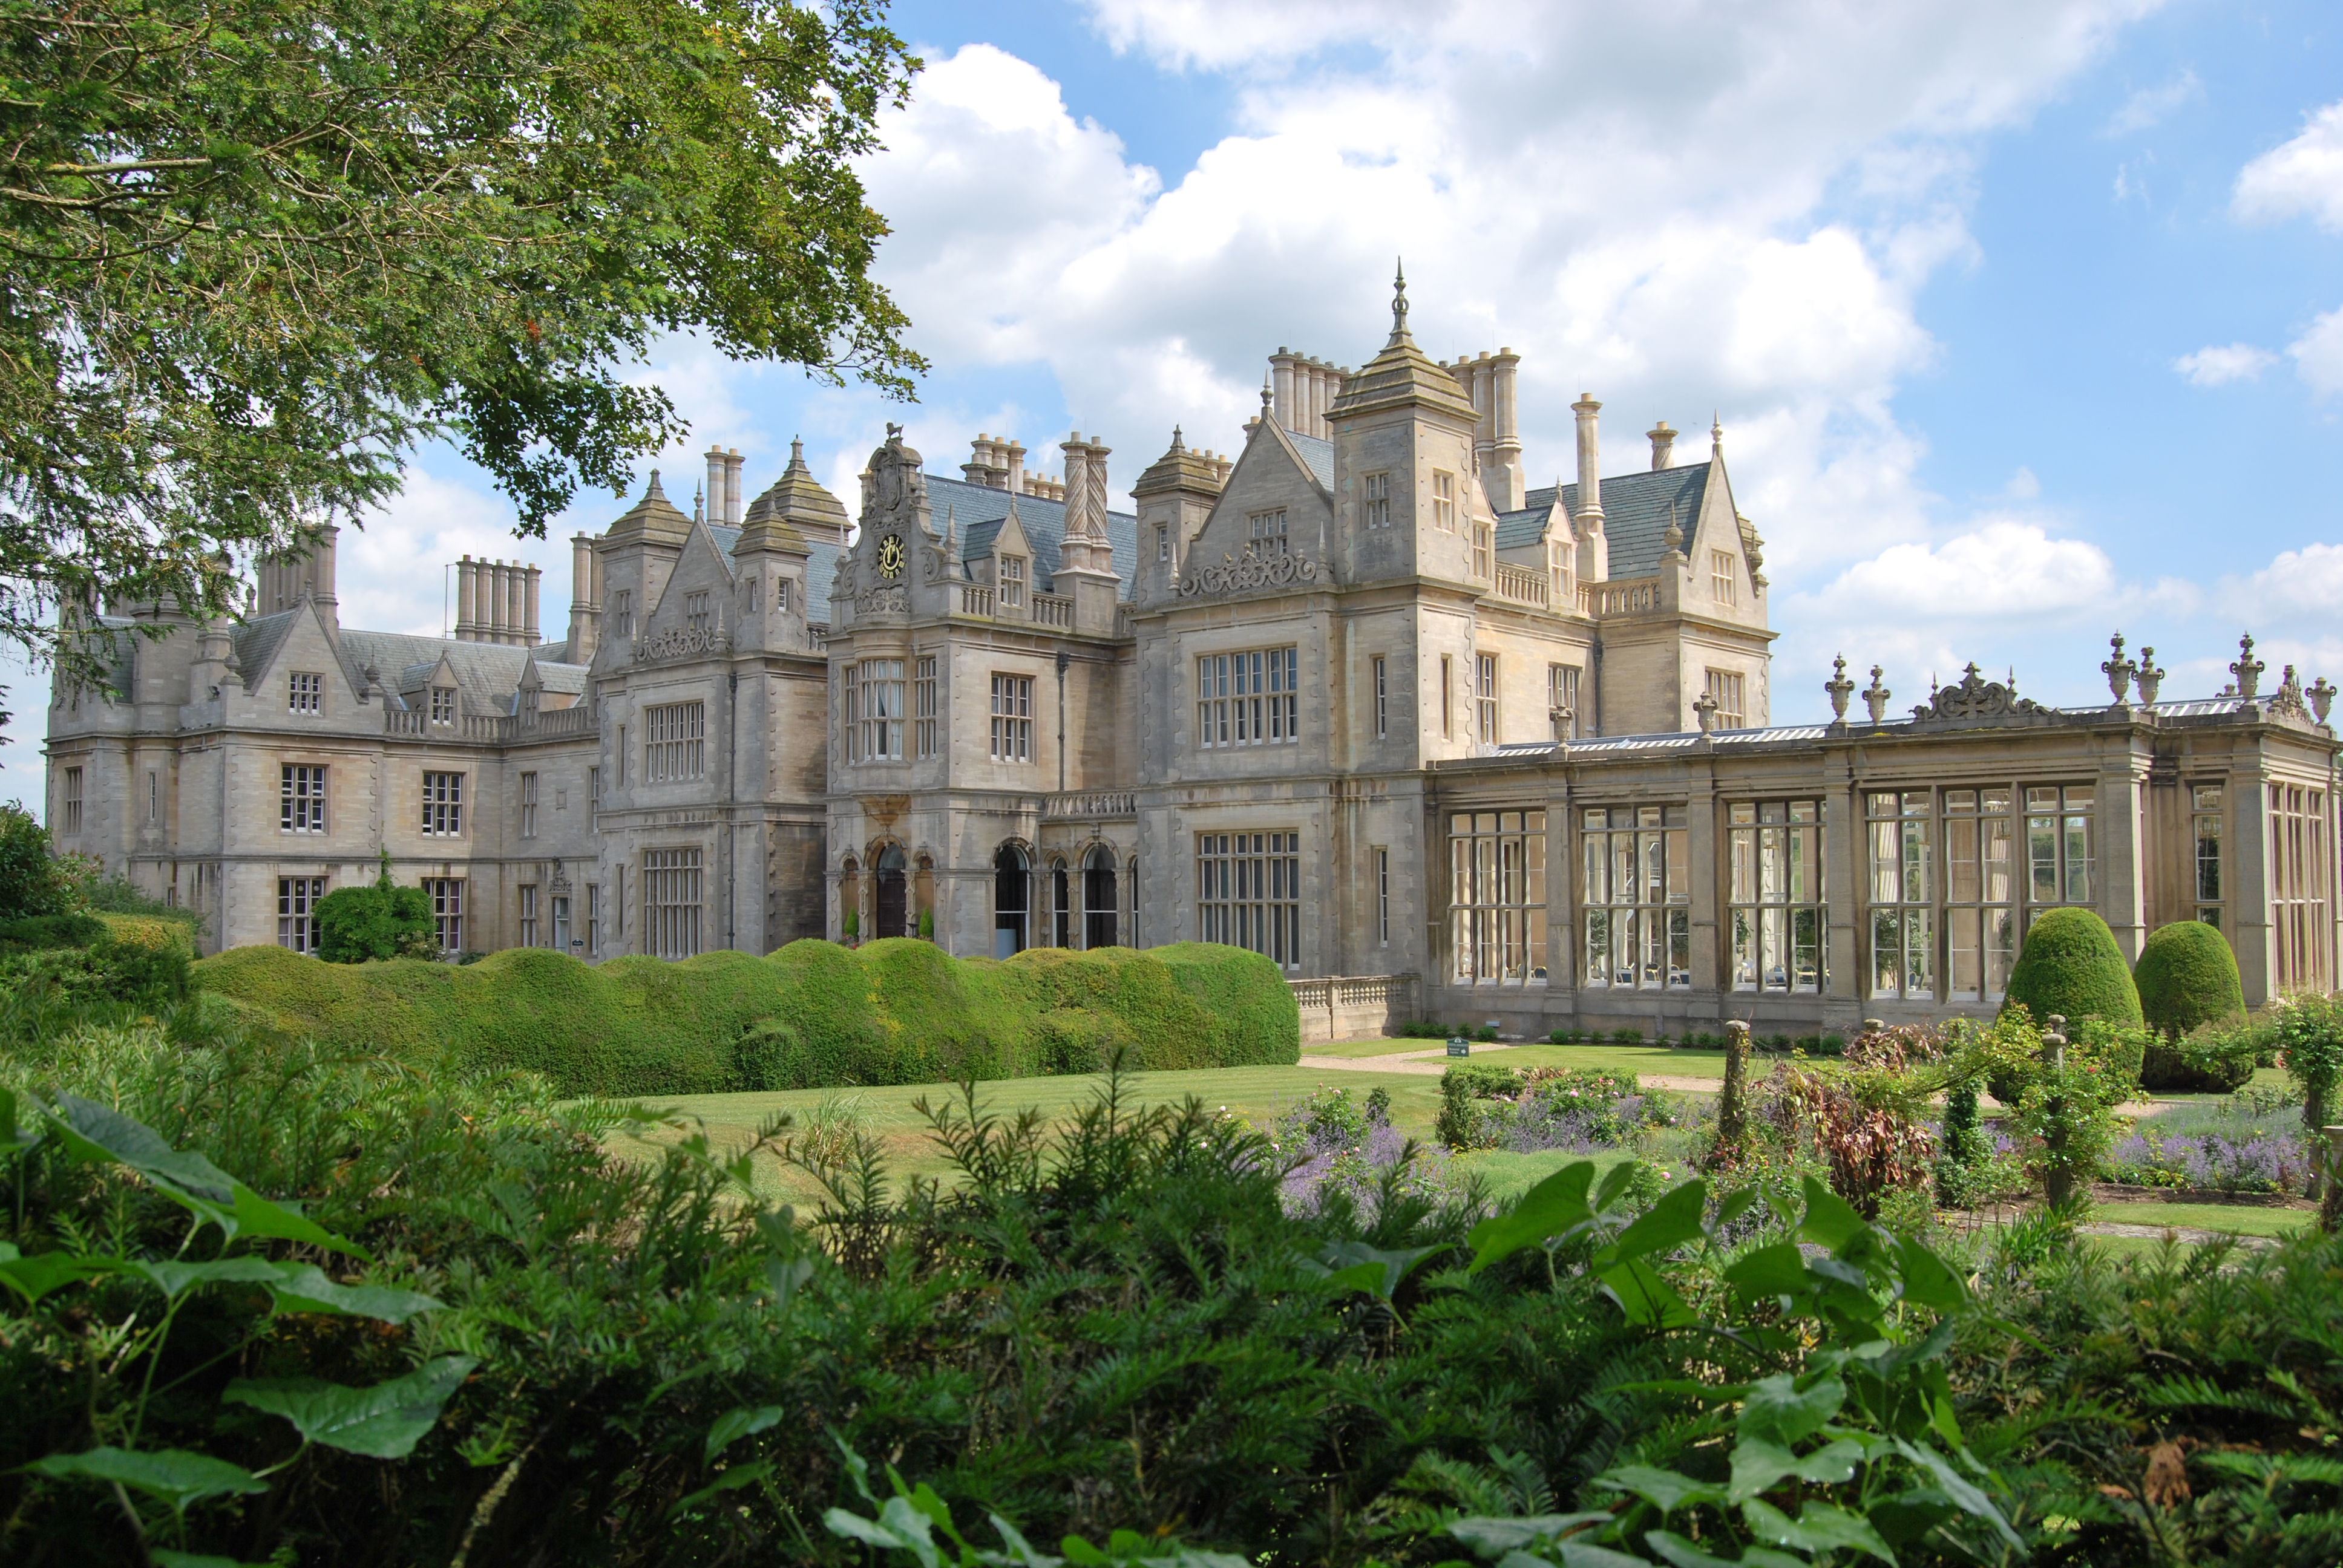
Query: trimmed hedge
2002,907,2143,1031
2135,920,2245,1040
191,938,1300,1097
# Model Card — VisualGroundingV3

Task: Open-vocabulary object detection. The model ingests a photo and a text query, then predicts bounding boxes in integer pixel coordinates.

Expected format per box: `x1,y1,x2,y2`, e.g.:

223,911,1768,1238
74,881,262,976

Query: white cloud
2221,540,2343,625
2173,341,2276,385
2103,68,2201,135
856,4,2156,593
2288,306,2343,396
2005,465,2041,499
2235,99,2343,231
1809,520,2119,621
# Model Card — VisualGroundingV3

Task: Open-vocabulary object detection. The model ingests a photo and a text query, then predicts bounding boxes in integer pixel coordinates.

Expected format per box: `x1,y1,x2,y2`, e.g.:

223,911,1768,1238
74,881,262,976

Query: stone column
1822,746,1864,1030
2099,740,2151,962
2233,760,2275,1005
1688,767,1722,1022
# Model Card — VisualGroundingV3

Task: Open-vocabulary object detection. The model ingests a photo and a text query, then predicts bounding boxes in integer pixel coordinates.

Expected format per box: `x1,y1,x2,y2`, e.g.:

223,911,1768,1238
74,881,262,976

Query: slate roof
706,519,845,610
1288,431,1336,491
927,473,1138,596
1506,465,1712,581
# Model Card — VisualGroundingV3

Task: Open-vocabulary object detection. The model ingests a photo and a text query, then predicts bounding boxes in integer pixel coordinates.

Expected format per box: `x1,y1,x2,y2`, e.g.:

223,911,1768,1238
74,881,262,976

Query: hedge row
190,938,1300,1097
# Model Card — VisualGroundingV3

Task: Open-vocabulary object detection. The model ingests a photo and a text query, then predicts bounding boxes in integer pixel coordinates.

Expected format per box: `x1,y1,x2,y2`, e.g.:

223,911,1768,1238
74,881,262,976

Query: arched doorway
1084,846,1118,949
994,845,1029,958
838,857,861,944
1050,859,1071,948
874,844,907,941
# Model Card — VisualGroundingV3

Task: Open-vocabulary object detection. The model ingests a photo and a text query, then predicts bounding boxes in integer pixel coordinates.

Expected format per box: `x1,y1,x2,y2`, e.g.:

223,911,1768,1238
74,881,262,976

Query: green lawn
607,1064,1453,1203
2080,1199,2315,1238
1305,1039,1732,1077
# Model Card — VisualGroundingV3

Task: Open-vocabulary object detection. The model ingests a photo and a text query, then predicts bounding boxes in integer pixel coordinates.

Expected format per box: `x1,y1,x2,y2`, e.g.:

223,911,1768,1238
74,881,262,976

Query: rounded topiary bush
2135,920,2244,1040
2001,907,2142,1031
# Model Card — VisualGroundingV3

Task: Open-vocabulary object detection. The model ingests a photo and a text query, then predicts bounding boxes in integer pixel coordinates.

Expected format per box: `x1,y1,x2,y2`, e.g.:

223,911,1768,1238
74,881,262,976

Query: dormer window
999,554,1026,608
1472,522,1492,579
1249,510,1288,557
686,590,710,631
429,686,456,724
287,671,323,713
520,685,540,717
1712,550,1737,606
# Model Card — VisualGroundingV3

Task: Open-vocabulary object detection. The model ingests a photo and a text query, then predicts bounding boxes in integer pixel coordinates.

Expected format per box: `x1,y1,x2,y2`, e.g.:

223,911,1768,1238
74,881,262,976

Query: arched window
994,845,1029,958
1084,846,1118,949
839,857,861,944
874,844,908,941
1051,859,1072,949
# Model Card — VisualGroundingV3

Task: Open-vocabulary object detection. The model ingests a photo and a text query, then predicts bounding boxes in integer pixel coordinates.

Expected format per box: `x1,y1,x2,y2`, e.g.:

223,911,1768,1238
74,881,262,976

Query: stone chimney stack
1573,393,1608,585
1006,439,1026,495
1060,433,1092,537
1470,353,1496,479
1490,350,1523,512
724,448,744,526
1056,433,1119,633
566,532,601,662
705,446,729,526
1271,351,1297,432
1648,420,1676,471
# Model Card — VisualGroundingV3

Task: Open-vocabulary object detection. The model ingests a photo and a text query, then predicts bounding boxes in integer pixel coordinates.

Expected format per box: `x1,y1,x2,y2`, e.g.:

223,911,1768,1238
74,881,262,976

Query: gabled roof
1538,464,1712,581
228,609,301,684
707,521,844,612
329,630,584,714
929,474,1137,595
1493,501,1559,552
1287,431,1336,491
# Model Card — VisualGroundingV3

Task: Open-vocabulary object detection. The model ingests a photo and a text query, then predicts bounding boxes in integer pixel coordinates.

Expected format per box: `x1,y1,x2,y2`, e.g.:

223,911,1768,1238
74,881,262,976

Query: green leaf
706,1403,788,1462
1742,1498,1896,1563
1593,1160,1644,1212
1707,1186,1760,1237
1739,1373,1846,1447
223,1356,475,1459
1447,1514,1621,1558
47,1094,235,1201
1724,1241,1810,1304
676,1460,775,1515
153,1552,275,1568
1642,1531,1740,1568
1599,1258,1699,1329
125,1256,284,1300
1892,1236,1967,1313
0,1243,115,1305
264,1264,439,1325
27,1446,265,1512
987,1512,1063,1568
232,1184,366,1259
1729,1436,1865,1501
1468,1160,1597,1273
1592,1463,1729,1514
765,1254,814,1310
1606,1179,1709,1263
1797,1176,1866,1252
1891,1440,2023,1549
1555,1541,1659,1568
0,1088,36,1155
1316,1240,1444,1299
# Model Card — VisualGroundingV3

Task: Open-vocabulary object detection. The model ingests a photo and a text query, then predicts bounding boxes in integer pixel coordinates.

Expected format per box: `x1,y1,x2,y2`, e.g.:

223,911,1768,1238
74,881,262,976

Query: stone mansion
42,277,2343,1038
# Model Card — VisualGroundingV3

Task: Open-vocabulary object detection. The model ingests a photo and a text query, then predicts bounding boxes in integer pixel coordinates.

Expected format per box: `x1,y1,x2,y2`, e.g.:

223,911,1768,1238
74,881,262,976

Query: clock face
876,532,905,578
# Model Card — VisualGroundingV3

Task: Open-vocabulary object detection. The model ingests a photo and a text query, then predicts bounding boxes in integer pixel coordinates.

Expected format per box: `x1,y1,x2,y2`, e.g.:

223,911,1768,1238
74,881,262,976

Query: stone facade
43,280,2343,1034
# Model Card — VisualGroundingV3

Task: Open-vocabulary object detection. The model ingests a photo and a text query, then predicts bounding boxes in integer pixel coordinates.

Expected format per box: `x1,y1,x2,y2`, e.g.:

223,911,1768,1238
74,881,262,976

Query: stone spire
1329,261,1480,426
738,436,848,551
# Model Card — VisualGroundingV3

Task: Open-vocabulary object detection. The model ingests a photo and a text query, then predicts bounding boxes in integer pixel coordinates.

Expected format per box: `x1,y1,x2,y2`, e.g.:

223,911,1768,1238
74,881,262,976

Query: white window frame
644,701,707,782
989,673,1034,763
278,876,326,954
287,670,323,713
519,771,539,838
1195,647,1300,748
1363,471,1390,528
281,763,327,834
421,771,464,837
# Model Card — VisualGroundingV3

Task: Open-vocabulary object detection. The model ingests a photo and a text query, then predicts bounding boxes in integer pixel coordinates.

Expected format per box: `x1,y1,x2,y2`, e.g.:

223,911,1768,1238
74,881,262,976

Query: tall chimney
1007,439,1026,495
310,525,339,618
568,534,598,661
1472,353,1496,480
1060,433,1091,537
525,564,542,644
1489,350,1523,511
704,446,727,527
1573,394,1608,584
1270,351,1297,433
1648,420,1676,471
455,556,475,639
725,448,744,526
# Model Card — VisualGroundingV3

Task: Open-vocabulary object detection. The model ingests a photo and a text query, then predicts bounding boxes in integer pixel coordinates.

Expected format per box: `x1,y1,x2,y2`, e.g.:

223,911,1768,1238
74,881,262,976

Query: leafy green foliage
0,803,71,919
313,859,438,962
5,0,923,678
2135,920,2247,1047
2002,907,2144,1030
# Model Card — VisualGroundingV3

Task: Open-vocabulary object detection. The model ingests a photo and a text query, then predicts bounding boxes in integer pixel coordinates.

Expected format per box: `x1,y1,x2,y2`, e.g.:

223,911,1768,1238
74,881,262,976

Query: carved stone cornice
1178,550,1323,598
634,626,730,664
1909,663,2046,726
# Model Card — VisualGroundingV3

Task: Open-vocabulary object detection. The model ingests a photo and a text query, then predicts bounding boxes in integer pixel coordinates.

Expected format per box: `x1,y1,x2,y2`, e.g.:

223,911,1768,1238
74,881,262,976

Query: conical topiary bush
2002,907,2143,1030
2134,920,2250,1091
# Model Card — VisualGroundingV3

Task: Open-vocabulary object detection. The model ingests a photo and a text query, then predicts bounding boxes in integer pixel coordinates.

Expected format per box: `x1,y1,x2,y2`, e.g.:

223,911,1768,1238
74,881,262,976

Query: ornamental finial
2232,633,2265,699
1825,654,1855,721
1389,258,1412,343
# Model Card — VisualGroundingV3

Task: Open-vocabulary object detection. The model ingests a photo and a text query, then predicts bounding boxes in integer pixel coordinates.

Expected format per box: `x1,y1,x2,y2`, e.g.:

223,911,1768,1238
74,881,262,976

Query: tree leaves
223,1356,476,1459
27,1446,266,1514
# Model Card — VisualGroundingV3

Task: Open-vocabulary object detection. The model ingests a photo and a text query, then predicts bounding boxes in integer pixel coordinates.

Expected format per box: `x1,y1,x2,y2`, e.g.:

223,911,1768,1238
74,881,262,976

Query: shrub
314,858,438,962
191,938,1300,1097
2144,1016,2259,1095
0,803,71,920
2135,919,2245,1043
1608,1027,1642,1045
2269,992,2343,1197
2001,907,2143,1030
0,912,107,950
1434,1063,1516,1150
1398,1019,1450,1039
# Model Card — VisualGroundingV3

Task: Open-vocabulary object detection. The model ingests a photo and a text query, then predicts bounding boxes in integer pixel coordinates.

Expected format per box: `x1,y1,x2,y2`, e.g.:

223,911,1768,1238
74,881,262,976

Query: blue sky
8,0,2343,809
